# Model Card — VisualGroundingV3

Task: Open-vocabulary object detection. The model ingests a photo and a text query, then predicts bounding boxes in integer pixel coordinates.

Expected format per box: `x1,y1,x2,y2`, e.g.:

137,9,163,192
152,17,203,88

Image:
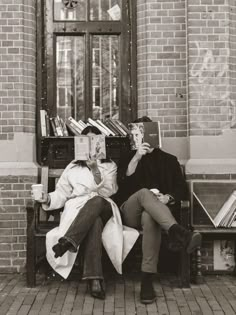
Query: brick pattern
188,0,234,135
0,175,36,273
0,1,36,141
1,273,236,314
229,0,236,128
137,0,188,137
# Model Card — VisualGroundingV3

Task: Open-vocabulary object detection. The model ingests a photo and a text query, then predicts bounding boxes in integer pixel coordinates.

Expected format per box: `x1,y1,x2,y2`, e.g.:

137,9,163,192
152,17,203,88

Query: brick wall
137,0,188,137
0,175,36,273
0,0,36,140
187,0,235,135
229,0,236,127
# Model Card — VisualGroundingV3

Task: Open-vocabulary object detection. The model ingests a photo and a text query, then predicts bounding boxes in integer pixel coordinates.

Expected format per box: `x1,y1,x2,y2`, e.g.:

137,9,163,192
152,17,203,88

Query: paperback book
128,121,162,150
74,135,106,160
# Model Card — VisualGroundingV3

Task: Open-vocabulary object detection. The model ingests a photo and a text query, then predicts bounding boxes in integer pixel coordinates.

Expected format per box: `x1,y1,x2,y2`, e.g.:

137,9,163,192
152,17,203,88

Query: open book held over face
128,121,162,150
74,135,106,160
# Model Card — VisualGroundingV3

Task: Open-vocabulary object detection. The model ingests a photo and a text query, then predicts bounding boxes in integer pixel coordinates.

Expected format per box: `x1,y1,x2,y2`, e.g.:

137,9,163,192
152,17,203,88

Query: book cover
214,240,235,270
128,121,162,150
74,135,106,160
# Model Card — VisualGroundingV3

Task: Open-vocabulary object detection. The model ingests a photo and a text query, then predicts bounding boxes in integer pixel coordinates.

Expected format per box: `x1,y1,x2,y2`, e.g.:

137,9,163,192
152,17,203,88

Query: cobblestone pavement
1,273,236,315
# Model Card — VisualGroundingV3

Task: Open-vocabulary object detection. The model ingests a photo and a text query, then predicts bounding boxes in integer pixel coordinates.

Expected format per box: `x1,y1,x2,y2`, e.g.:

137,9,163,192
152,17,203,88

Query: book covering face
74,135,106,160
128,122,161,150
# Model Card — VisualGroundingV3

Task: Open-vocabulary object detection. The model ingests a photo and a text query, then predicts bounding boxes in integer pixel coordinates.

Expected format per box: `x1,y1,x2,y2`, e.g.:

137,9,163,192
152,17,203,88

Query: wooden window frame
36,0,137,135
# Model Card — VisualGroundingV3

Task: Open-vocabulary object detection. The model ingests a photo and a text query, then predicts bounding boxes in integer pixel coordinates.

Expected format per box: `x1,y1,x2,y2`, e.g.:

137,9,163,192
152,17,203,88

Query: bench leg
194,246,204,284
27,207,36,287
178,249,190,288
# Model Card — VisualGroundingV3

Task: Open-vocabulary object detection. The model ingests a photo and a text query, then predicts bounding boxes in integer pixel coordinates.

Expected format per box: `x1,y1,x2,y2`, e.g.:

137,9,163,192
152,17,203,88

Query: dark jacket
113,148,188,209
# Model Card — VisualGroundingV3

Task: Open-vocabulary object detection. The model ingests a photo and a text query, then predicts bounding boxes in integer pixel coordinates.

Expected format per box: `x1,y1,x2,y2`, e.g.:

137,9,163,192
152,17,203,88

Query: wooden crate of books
189,179,236,283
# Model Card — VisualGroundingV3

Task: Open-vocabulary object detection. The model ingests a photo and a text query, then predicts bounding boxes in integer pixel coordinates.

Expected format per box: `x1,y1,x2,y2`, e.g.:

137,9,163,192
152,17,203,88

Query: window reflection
56,36,85,120
92,35,119,120
90,0,121,21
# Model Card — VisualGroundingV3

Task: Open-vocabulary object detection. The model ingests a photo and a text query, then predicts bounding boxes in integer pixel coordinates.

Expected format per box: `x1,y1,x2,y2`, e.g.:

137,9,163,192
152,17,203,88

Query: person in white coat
35,126,139,299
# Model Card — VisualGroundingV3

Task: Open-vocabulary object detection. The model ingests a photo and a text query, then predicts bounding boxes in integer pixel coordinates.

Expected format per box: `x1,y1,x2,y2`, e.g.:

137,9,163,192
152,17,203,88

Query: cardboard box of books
128,122,162,150
74,135,106,160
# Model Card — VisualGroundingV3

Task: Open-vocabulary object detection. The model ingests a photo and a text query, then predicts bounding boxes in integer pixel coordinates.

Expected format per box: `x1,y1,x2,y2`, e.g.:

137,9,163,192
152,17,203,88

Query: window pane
56,36,85,121
92,35,119,120
54,0,86,21
90,0,121,21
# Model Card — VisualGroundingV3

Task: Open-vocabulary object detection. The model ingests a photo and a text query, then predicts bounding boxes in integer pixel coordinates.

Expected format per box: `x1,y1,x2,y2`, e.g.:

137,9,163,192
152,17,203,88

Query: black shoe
168,224,202,254
52,239,73,258
140,273,156,304
88,280,105,300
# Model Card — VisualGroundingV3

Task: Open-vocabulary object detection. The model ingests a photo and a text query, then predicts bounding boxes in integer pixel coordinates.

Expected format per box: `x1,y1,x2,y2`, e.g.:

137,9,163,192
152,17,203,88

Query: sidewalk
1,273,236,315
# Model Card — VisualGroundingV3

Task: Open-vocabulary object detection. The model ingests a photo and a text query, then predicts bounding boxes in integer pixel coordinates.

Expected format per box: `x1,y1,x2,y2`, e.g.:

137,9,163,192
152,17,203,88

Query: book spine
45,113,51,136
40,110,47,137
114,119,130,135
68,117,83,134
50,118,58,136
108,119,124,136
97,119,115,136
60,118,69,136
111,120,127,136
104,120,120,136
54,117,63,136
68,117,83,133
66,121,81,135
87,118,109,136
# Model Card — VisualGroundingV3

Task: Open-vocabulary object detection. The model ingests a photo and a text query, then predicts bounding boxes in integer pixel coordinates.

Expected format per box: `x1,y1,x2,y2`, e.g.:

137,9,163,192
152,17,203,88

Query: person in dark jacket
114,116,201,304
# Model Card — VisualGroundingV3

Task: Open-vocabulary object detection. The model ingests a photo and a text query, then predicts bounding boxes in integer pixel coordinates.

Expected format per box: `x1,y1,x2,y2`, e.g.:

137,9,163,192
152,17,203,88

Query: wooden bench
26,164,192,288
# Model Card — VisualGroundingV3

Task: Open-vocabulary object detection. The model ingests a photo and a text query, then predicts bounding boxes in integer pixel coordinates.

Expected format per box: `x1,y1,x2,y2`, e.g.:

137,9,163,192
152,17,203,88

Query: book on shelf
193,190,236,228
87,118,110,136
67,117,83,134
104,120,120,136
113,119,131,135
40,109,50,137
74,134,106,160
66,120,81,136
128,121,162,150
96,119,116,136
110,119,127,136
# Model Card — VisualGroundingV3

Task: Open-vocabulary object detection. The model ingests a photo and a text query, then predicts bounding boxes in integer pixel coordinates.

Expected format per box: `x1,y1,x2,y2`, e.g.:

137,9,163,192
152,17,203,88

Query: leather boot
52,238,74,258
88,279,105,300
168,224,202,254
140,272,156,304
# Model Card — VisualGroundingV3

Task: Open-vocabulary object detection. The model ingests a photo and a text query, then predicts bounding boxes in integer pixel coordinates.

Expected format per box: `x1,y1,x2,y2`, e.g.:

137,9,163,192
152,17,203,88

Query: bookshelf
189,179,236,281
38,136,130,169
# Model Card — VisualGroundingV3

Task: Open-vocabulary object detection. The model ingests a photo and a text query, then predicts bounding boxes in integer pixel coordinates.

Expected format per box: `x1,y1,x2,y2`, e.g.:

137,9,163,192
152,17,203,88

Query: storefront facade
0,0,236,273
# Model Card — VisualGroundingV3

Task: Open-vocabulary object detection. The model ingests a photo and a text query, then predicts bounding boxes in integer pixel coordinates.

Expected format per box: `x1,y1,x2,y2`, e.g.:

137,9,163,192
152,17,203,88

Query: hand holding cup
31,184,49,203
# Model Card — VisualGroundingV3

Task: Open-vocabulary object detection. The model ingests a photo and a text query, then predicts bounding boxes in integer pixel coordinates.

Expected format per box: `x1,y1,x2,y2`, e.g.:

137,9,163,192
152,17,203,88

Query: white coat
42,160,139,279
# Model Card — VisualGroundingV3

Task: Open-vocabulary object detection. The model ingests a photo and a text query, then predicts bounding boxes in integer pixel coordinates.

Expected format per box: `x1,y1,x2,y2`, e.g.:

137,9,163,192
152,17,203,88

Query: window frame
36,0,137,131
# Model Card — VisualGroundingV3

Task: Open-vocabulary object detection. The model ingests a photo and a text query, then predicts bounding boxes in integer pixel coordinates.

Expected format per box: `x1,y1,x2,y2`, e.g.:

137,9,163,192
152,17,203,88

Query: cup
31,184,43,201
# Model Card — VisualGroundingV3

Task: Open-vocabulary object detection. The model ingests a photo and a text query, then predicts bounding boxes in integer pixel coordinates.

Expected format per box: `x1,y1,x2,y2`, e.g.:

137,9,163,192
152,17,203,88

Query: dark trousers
63,196,112,279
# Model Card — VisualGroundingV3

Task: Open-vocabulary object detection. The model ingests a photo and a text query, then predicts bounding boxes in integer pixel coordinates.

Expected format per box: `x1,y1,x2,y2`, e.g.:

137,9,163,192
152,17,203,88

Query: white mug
31,184,43,200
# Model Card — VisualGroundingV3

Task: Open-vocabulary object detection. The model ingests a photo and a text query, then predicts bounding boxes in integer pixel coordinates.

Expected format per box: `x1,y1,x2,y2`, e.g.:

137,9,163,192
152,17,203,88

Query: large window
37,0,136,124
